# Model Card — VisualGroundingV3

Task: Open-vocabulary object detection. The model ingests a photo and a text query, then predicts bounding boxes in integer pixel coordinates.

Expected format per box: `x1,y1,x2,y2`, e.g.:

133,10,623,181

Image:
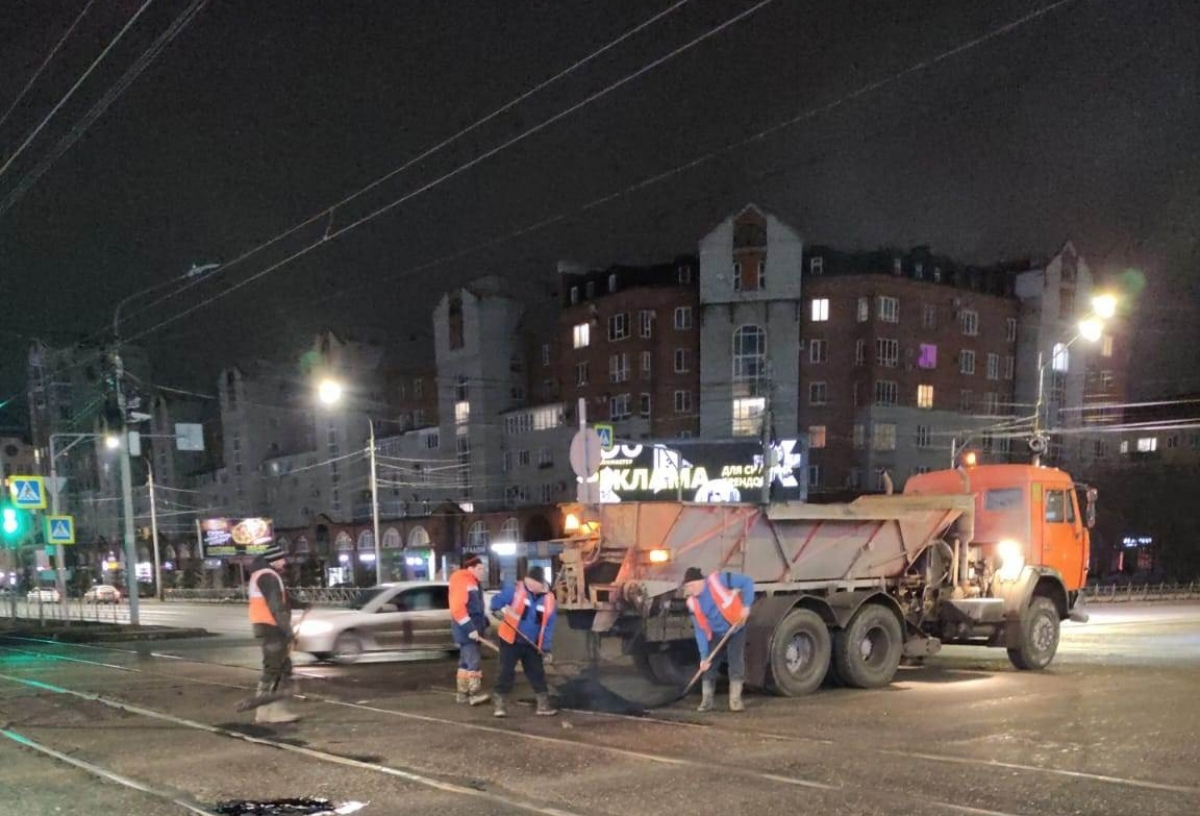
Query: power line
122,0,783,343
0,0,98,133
0,0,209,217
0,0,158,179
117,0,697,328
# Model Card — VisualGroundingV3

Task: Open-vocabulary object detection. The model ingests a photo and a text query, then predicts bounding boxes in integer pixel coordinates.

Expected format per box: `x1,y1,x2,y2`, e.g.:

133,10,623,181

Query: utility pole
368,419,383,583
148,465,162,601
1031,349,1045,466
47,438,67,602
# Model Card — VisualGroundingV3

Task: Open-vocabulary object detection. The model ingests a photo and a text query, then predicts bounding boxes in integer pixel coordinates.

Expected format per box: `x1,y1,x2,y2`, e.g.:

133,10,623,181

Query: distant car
27,588,61,603
294,581,498,664
84,585,122,604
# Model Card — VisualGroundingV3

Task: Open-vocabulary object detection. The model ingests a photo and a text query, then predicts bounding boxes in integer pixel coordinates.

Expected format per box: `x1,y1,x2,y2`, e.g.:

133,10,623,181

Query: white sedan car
27,588,61,603
294,581,496,664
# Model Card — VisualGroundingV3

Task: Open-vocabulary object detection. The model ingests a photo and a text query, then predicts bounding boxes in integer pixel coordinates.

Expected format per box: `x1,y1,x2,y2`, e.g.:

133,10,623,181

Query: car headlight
647,549,671,564
995,539,1025,582
297,620,334,637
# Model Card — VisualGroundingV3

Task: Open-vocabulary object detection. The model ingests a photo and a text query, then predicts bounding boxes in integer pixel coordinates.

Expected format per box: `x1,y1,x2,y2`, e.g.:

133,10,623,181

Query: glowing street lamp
1078,318,1104,343
1091,293,1118,320
317,378,344,407
104,433,121,450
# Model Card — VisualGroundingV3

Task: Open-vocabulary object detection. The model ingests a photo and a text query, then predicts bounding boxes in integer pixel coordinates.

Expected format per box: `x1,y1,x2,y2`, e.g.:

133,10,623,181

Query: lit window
809,339,827,364
808,425,827,448
1137,437,1157,453
809,382,827,405
1102,335,1114,357
810,257,823,275
1119,440,1129,454
608,313,630,341
917,384,934,409
873,424,897,451
733,397,765,436
573,323,590,349
960,350,976,375
878,296,899,323
857,297,869,322
1052,343,1069,372
918,343,938,369
876,338,899,367
811,298,830,322
960,310,979,336
674,307,693,330
455,401,470,425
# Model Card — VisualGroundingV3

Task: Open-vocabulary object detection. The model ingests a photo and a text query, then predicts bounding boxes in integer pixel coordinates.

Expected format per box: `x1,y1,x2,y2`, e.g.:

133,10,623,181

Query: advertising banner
597,438,807,504
201,517,276,558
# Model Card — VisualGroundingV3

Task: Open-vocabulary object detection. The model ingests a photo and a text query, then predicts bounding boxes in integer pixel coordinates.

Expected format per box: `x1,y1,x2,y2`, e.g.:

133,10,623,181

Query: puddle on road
214,798,365,815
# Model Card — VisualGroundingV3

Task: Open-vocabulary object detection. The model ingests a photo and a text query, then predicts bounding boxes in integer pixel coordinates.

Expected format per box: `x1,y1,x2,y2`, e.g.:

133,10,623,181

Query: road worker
247,543,306,723
490,565,558,718
449,556,491,705
682,566,754,712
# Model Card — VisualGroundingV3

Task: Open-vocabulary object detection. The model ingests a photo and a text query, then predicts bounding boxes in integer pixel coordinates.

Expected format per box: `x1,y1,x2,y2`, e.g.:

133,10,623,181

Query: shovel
664,622,743,706
235,609,310,712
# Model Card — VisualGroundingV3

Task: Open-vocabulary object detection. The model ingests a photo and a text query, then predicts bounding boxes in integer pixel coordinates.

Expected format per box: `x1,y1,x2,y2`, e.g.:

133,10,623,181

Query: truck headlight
647,549,671,564
995,539,1025,582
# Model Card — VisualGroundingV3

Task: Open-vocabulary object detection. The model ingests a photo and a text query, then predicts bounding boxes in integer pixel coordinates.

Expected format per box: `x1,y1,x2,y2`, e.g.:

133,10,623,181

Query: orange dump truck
555,462,1093,695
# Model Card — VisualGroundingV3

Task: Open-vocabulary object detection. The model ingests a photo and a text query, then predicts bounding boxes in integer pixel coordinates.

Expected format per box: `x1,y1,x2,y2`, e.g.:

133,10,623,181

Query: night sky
1,0,1197,426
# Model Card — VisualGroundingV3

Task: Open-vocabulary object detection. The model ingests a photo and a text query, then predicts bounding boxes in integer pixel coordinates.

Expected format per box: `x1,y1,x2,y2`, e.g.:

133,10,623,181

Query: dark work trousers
253,623,292,690
702,626,747,682
495,641,548,695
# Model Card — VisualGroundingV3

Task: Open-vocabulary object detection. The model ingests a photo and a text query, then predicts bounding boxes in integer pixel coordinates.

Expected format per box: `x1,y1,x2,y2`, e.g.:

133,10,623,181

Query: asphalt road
1,602,1198,816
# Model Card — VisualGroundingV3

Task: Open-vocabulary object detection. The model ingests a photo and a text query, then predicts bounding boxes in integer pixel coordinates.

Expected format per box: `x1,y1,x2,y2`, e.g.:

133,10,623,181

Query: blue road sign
46,515,75,545
594,424,615,451
9,476,46,509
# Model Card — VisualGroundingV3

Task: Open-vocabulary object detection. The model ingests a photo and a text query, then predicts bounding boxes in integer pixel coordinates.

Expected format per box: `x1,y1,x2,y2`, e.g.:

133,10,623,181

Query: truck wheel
647,644,699,687
833,605,902,689
1007,597,1060,670
768,608,831,697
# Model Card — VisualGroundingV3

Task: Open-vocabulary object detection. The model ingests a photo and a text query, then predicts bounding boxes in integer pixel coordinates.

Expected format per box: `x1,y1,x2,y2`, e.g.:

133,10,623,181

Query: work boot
696,679,715,713
257,700,300,724
455,674,469,704
467,676,490,706
728,680,745,713
535,693,558,716
493,693,507,718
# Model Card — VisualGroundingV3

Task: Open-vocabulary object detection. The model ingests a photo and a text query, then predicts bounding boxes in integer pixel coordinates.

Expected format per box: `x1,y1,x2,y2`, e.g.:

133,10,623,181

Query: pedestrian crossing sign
46,515,75,545
594,424,614,452
9,476,46,509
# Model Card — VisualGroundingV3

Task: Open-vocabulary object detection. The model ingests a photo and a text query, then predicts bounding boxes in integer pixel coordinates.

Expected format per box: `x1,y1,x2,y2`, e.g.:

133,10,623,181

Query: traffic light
0,502,29,545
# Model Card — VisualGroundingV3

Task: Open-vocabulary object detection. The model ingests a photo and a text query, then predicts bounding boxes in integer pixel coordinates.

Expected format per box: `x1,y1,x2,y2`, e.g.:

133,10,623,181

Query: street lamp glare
317,379,344,406
1078,318,1104,343
1091,293,1117,319
104,433,121,450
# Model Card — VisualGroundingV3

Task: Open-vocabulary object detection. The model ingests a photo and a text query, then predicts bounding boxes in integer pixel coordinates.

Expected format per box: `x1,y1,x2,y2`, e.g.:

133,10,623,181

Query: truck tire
833,605,903,689
1007,596,1060,670
768,608,831,697
647,644,699,687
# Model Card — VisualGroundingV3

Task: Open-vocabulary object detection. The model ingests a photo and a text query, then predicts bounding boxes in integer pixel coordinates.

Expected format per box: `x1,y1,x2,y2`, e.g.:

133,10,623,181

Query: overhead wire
0,0,158,179
0,0,98,133
120,0,784,343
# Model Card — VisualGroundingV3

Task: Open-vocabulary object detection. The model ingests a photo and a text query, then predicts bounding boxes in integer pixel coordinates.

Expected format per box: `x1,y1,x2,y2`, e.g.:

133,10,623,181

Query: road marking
0,727,214,815
0,672,591,816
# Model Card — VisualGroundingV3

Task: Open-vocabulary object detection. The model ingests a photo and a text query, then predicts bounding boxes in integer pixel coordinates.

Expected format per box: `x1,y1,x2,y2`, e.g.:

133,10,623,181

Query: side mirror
1085,488,1098,529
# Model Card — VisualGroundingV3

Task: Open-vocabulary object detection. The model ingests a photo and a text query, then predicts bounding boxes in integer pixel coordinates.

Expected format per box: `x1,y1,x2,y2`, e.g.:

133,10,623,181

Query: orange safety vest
248,568,286,626
686,573,745,641
448,568,480,626
499,582,557,650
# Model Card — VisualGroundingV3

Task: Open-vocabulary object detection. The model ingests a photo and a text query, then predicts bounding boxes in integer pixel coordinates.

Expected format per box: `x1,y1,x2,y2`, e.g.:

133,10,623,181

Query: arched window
499,517,520,543
295,536,311,555
357,530,374,551
178,544,192,560
335,531,353,551
467,521,490,551
276,537,290,554
408,526,430,548
732,325,767,436
164,545,177,561
383,527,402,549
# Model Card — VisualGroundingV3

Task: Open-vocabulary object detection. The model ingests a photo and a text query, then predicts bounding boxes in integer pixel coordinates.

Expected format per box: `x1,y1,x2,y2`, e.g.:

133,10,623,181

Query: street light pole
47,437,67,602
148,465,162,600
369,418,384,583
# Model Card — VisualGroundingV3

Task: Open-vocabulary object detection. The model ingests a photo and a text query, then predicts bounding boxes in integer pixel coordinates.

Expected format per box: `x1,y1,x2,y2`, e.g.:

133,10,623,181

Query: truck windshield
985,488,1024,512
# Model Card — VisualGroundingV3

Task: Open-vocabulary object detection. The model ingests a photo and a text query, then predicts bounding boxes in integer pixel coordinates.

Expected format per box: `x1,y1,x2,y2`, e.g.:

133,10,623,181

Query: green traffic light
1,508,16,535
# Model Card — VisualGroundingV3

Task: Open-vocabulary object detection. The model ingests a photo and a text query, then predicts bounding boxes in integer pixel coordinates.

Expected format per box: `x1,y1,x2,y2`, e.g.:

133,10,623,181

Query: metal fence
1082,582,1200,603
0,598,132,626
163,586,363,606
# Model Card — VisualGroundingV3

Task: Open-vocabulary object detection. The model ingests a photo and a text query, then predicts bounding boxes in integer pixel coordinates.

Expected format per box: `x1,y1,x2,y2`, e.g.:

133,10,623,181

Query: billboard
201,517,276,558
596,438,806,504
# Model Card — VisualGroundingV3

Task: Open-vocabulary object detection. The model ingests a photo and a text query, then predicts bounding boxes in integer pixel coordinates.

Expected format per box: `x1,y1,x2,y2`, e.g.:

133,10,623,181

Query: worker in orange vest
247,543,305,723
682,566,754,712
448,556,491,705
490,566,558,718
